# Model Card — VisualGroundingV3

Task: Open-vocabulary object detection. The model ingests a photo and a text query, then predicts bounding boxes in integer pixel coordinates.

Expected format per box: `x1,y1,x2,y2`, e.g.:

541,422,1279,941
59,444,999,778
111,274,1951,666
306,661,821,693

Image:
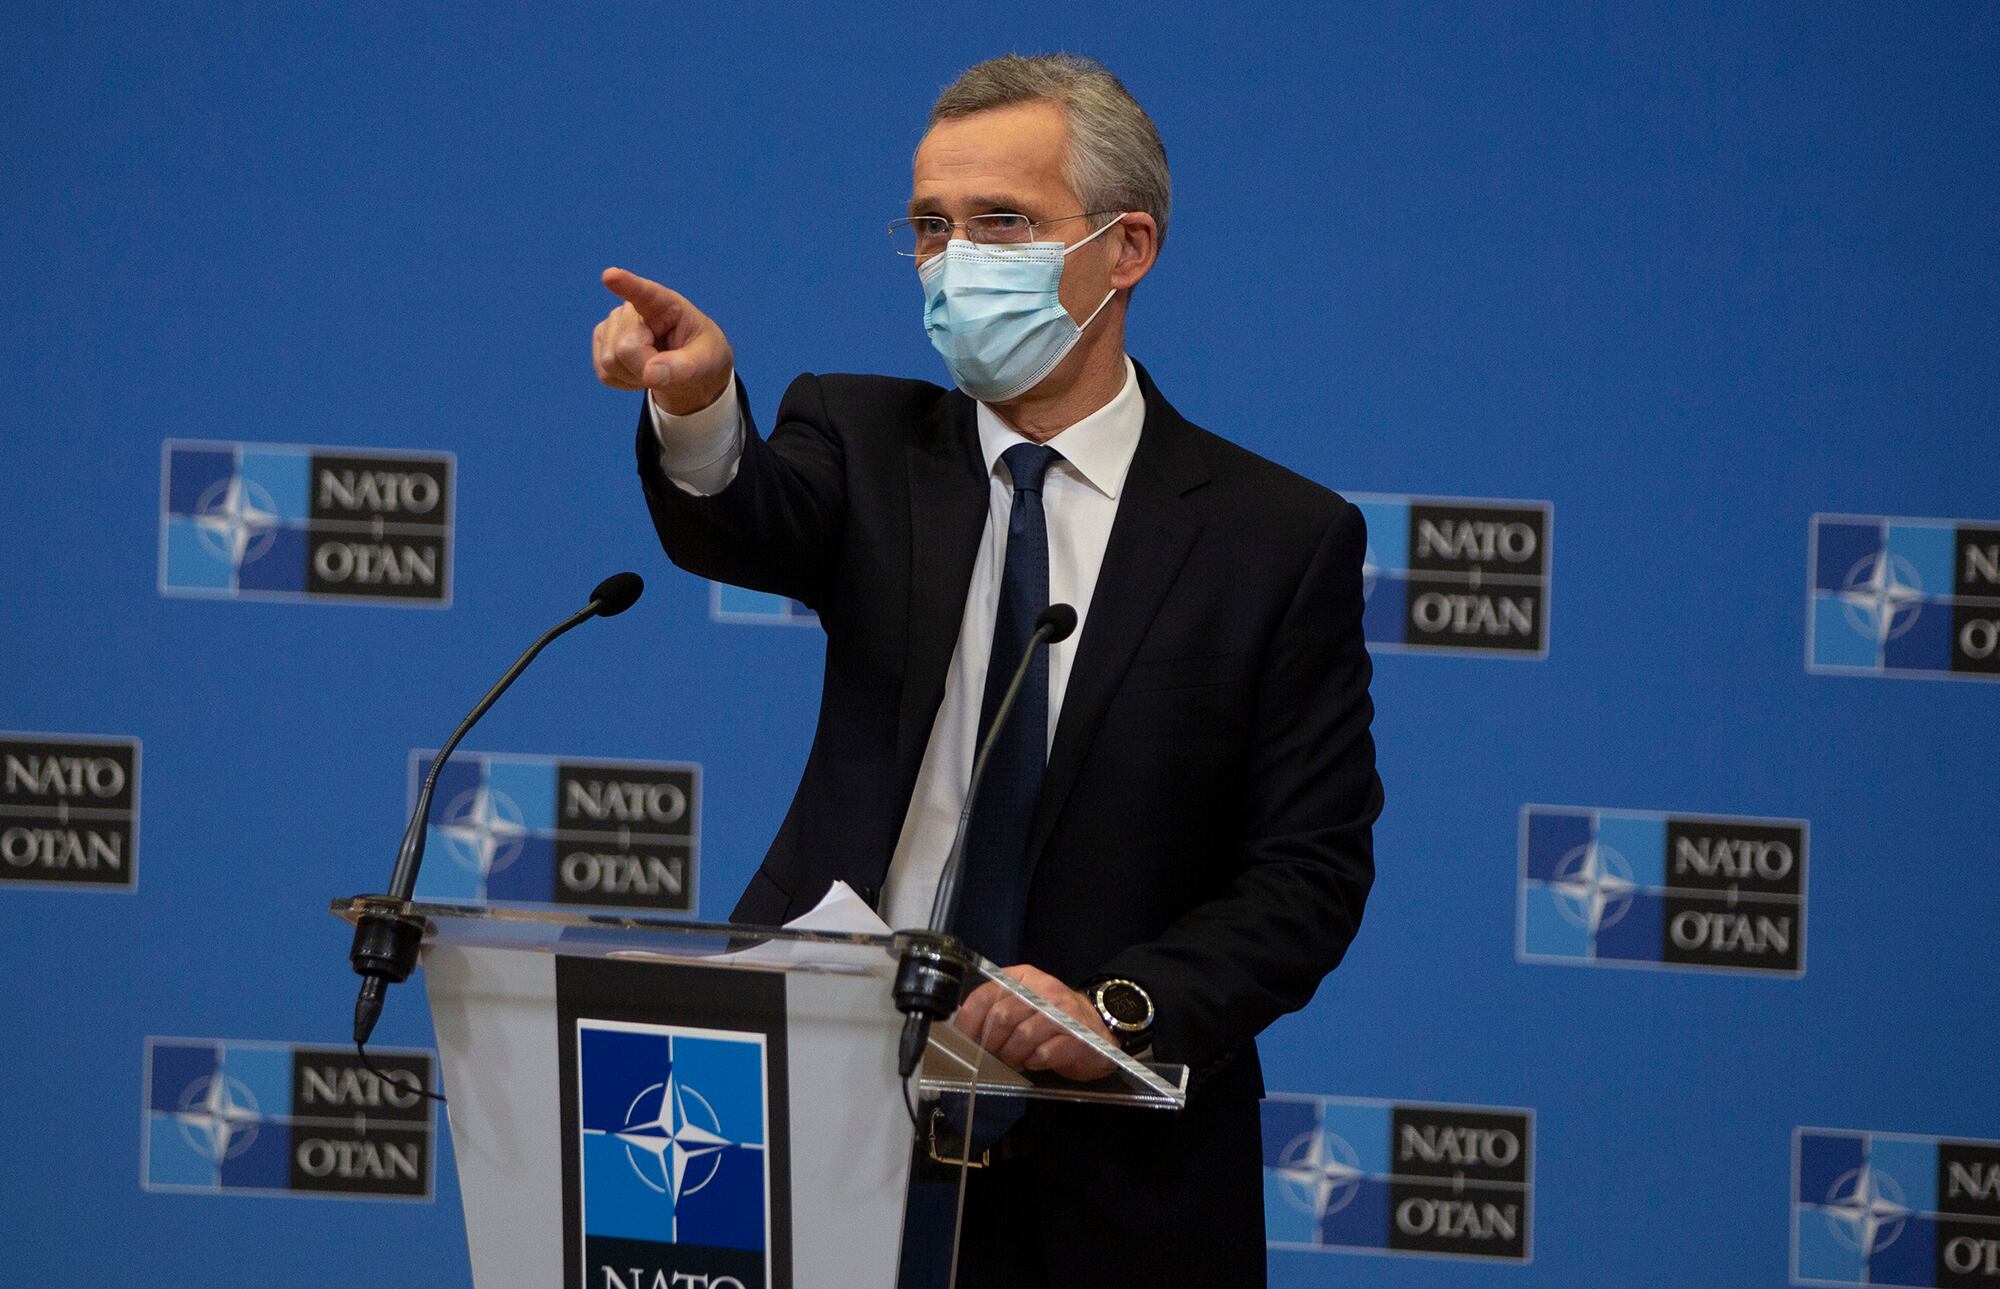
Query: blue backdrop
4,3,1995,1285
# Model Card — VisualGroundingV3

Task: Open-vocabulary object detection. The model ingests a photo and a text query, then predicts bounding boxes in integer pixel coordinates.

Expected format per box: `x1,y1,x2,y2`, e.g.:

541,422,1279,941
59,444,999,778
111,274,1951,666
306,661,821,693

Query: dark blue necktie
954,442,1062,966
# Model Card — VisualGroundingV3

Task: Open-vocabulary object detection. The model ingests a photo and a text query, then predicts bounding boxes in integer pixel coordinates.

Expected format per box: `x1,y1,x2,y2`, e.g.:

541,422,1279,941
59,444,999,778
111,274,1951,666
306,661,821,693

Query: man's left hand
952,965,1119,1082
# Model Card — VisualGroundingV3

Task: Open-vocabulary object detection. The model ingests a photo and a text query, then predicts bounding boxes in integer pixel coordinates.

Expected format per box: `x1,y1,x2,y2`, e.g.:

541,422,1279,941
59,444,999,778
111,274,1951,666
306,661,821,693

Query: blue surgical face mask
918,214,1124,402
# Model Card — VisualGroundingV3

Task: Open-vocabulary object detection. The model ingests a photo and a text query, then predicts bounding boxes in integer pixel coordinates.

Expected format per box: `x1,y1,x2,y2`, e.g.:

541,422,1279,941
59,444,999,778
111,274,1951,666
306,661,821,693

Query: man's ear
1110,213,1160,291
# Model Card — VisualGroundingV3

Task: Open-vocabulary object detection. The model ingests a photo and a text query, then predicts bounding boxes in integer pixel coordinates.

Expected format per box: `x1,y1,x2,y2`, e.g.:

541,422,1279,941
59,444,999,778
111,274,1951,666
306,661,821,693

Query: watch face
1099,981,1151,1028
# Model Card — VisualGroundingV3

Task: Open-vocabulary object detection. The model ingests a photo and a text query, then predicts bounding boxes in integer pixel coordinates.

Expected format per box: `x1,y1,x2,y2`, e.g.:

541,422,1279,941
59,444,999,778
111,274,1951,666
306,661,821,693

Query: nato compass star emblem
1549,841,1636,935
1360,541,1380,601
615,1071,733,1202
175,1072,263,1163
1838,552,1926,644
1274,1126,1364,1222
192,475,279,570
1822,1165,1910,1255
438,784,528,877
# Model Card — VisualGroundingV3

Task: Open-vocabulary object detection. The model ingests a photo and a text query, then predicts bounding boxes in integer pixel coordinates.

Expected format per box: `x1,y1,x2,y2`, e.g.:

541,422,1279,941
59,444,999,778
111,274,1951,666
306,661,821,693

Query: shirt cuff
649,373,743,496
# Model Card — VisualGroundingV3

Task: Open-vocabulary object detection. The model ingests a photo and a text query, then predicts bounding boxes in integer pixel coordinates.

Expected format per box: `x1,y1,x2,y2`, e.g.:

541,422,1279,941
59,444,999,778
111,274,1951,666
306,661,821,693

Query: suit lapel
1026,371,1210,877
897,392,988,777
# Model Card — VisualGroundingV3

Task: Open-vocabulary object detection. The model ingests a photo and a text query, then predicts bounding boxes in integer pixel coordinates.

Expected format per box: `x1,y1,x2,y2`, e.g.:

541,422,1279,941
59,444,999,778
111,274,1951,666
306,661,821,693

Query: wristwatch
1085,977,1156,1054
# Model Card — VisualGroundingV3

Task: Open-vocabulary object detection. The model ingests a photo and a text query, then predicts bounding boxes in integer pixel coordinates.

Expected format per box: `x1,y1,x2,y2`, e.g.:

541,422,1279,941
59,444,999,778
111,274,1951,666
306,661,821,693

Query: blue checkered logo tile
1794,1128,2000,1286
1808,514,2000,680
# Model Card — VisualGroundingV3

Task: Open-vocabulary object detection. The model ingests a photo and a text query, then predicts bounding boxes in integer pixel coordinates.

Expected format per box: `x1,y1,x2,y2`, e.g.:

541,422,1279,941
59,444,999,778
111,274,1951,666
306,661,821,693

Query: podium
333,897,1187,1289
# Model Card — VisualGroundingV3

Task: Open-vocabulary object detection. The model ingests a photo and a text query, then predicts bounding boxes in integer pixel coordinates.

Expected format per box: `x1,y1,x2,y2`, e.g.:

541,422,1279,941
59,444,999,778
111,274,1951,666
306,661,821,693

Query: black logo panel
553,764,698,912
1386,1107,1532,1261
0,735,139,888
1402,503,1549,652
286,1047,434,1198
304,453,452,603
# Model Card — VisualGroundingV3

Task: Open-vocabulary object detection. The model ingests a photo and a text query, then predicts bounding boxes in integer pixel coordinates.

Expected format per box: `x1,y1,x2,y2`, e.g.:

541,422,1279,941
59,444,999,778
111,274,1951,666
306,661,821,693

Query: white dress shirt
651,359,1146,935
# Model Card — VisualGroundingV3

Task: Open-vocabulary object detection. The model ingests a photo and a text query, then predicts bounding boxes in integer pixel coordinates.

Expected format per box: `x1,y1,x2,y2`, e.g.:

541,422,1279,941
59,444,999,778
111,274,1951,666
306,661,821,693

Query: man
593,53,1380,1287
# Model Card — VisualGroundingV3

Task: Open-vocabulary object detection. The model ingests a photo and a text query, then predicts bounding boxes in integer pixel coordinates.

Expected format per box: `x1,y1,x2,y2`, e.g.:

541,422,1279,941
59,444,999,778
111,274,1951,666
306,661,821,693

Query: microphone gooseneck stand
892,603,1078,1081
347,571,646,1054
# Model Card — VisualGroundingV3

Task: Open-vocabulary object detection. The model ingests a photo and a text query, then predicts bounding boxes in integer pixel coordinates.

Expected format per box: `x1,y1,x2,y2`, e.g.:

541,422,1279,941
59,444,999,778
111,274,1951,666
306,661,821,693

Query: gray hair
929,53,1172,247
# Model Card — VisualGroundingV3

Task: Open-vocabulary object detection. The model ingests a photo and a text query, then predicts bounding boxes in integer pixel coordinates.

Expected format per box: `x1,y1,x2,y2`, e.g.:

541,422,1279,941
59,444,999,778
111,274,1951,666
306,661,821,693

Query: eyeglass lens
890,213,1035,255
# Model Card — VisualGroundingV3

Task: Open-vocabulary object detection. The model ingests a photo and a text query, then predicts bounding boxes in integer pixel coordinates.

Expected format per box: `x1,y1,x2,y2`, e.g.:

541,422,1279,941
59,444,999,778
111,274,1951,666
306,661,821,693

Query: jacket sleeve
633,373,846,610
1096,501,1381,1082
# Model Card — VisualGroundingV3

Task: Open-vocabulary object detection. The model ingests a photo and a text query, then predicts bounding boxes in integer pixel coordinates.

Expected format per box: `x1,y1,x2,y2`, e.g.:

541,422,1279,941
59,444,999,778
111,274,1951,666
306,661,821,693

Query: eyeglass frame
886,209,1125,258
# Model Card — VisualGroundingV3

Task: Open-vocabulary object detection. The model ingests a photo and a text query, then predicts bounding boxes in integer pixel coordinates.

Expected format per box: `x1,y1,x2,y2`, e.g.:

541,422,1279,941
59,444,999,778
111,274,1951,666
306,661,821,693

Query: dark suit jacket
634,361,1380,1106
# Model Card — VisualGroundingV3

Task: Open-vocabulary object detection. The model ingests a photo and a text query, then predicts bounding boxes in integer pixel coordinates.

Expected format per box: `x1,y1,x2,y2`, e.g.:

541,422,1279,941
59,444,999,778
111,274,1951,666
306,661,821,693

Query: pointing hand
592,267,736,416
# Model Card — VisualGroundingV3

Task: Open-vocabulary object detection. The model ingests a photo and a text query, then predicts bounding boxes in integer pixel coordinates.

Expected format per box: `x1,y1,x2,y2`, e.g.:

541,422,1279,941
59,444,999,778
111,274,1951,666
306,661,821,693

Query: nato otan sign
1263,1093,1534,1263
1809,514,2000,679
1518,804,1807,976
409,750,700,913
159,439,454,604
142,1037,436,1200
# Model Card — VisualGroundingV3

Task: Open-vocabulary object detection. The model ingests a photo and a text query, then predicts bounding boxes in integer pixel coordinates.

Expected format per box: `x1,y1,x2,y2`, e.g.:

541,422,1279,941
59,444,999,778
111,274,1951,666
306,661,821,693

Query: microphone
893,603,1078,1080
1034,602,1078,644
348,571,646,1046
591,571,644,617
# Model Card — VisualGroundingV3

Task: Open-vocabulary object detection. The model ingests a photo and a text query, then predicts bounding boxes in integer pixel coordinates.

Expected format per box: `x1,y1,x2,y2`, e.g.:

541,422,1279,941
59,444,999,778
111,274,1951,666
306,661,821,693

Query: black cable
901,1061,922,1135
356,1040,447,1106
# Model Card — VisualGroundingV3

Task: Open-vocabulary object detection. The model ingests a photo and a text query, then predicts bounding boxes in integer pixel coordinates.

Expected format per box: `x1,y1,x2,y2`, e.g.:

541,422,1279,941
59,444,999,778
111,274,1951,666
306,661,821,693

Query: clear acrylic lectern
332,897,1187,1289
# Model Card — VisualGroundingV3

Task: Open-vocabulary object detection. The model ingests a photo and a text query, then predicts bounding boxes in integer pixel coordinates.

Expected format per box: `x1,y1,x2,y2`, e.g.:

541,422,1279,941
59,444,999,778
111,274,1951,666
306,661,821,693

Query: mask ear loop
1061,212,1126,256
1076,286,1119,333
1064,213,1127,334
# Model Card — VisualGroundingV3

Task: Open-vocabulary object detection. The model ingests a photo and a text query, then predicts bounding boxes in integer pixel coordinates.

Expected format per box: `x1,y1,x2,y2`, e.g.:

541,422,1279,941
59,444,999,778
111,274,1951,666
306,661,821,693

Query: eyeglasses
887,210,1122,258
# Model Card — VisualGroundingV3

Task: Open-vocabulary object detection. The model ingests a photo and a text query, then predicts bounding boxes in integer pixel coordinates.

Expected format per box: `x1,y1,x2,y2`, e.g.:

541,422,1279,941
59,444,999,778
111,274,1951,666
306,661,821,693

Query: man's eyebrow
907,194,1032,217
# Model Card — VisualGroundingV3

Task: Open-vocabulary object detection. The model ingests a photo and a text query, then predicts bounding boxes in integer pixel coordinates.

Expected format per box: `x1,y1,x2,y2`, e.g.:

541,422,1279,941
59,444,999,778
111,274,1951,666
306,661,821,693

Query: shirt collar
974,356,1144,500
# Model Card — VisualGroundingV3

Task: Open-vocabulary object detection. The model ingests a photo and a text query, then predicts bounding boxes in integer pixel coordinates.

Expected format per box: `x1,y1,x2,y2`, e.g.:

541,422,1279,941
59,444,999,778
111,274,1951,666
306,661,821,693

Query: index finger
600,267,686,331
